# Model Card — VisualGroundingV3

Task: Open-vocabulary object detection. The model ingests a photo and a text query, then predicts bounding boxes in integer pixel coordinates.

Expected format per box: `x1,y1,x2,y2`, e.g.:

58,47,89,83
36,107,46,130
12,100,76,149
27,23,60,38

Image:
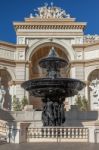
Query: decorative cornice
73,42,99,53
72,44,88,49
16,32,84,37
71,58,99,67
25,18,76,22
73,41,99,48
0,59,30,65
0,41,16,49
15,60,29,64
13,21,86,31
0,41,28,49
0,58,15,66
16,44,28,49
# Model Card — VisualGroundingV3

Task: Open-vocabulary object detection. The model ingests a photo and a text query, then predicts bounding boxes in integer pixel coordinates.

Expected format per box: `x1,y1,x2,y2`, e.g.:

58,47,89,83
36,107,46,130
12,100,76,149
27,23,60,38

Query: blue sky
0,0,99,43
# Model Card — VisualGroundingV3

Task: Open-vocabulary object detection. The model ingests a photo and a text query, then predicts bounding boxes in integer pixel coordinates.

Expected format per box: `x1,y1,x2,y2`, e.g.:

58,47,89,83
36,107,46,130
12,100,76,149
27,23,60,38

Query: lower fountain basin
21,78,85,98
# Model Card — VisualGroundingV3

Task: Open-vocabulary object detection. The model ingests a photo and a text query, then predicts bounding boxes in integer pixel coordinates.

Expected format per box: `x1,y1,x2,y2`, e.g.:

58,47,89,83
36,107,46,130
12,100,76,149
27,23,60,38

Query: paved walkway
0,143,99,150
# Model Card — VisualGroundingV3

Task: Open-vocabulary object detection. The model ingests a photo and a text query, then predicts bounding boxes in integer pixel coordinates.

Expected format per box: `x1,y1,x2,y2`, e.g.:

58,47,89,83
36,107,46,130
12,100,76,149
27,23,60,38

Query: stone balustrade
0,120,7,142
84,35,99,44
27,127,88,142
0,121,99,143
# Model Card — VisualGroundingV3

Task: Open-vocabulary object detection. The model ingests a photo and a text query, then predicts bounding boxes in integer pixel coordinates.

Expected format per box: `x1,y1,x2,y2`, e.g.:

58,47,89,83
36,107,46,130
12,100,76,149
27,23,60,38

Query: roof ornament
31,3,70,19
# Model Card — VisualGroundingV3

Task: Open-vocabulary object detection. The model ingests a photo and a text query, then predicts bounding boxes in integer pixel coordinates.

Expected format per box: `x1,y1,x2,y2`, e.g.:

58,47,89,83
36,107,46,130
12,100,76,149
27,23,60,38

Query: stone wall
9,109,98,127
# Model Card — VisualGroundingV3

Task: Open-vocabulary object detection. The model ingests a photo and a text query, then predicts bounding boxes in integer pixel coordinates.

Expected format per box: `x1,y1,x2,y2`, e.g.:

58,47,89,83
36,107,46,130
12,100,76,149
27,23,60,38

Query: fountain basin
21,78,85,98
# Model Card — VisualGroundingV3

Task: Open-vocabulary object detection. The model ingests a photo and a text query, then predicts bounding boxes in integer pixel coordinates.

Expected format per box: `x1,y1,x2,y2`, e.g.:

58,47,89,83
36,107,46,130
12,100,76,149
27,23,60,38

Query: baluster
82,128,84,139
35,128,37,138
68,128,70,138
34,128,37,138
72,128,74,138
86,128,88,139
79,128,82,138
62,128,65,138
46,128,48,137
36,128,38,138
41,128,44,137
64,128,66,138
73,128,76,138
75,128,78,138
29,129,31,138
83,128,86,139
38,128,42,138
43,128,46,138
85,128,88,139
53,128,55,138
32,128,34,138
56,128,58,138
51,128,54,138
34,128,36,138
47,128,50,138
59,128,62,138
37,128,39,138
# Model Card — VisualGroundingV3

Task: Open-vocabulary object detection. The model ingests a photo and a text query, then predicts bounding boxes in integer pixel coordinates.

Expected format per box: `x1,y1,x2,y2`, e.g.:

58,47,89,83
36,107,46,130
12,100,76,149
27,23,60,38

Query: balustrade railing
27,127,88,142
0,123,7,143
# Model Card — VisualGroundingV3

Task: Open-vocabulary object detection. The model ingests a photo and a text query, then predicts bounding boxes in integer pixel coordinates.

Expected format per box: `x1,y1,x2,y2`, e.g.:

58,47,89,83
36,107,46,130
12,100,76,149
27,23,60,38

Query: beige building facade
0,4,99,110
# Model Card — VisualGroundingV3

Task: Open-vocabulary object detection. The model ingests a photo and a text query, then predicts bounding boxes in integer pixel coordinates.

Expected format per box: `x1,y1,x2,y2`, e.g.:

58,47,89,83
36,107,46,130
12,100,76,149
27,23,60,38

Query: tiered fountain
21,47,85,126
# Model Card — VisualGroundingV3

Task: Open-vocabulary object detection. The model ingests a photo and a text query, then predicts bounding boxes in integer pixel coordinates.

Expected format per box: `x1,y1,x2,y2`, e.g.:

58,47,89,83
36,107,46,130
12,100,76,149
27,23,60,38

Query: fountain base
42,97,65,126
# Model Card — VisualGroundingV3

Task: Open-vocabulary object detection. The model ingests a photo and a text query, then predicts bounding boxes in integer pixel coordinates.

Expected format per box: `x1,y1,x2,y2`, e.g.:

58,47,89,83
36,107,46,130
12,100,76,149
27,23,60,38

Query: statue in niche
0,85,6,109
8,81,16,110
89,78,99,101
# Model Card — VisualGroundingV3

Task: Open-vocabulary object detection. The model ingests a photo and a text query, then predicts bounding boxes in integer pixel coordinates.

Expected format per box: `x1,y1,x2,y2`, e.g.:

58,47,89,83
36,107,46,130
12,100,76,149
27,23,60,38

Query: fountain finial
48,47,58,57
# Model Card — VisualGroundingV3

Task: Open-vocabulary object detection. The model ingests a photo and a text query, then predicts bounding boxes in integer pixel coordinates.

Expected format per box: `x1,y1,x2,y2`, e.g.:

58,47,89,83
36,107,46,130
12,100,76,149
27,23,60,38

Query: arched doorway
29,45,70,109
0,69,12,110
88,69,99,110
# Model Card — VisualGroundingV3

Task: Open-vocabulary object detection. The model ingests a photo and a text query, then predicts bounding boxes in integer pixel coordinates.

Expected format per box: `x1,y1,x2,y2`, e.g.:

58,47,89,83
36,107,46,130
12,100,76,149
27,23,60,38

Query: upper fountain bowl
21,47,86,99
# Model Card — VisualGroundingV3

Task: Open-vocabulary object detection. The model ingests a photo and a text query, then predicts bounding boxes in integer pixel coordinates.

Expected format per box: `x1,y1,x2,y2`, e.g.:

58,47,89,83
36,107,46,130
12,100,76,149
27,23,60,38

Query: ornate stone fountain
21,47,85,126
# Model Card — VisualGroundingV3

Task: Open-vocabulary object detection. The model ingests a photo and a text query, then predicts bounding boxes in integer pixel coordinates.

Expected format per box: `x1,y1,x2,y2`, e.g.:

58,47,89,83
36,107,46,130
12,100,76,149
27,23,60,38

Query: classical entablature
13,20,86,30
13,19,86,33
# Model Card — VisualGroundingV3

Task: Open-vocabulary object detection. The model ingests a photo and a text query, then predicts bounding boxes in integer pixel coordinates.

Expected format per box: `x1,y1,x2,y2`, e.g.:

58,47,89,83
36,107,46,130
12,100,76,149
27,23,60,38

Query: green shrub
21,96,28,109
13,95,22,111
75,94,90,111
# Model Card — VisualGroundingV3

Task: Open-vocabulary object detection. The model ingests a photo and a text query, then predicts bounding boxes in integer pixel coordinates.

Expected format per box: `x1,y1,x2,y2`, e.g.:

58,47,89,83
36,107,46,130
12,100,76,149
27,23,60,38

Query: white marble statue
9,81,16,110
34,3,70,19
0,85,6,109
89,79,99,100
89,79,99,110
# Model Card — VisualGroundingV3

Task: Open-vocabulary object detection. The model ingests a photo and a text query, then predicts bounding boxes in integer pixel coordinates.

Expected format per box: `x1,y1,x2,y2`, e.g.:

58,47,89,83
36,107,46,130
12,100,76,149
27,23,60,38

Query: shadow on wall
64,106,98,127
0,109,14,122
4,87,12,110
